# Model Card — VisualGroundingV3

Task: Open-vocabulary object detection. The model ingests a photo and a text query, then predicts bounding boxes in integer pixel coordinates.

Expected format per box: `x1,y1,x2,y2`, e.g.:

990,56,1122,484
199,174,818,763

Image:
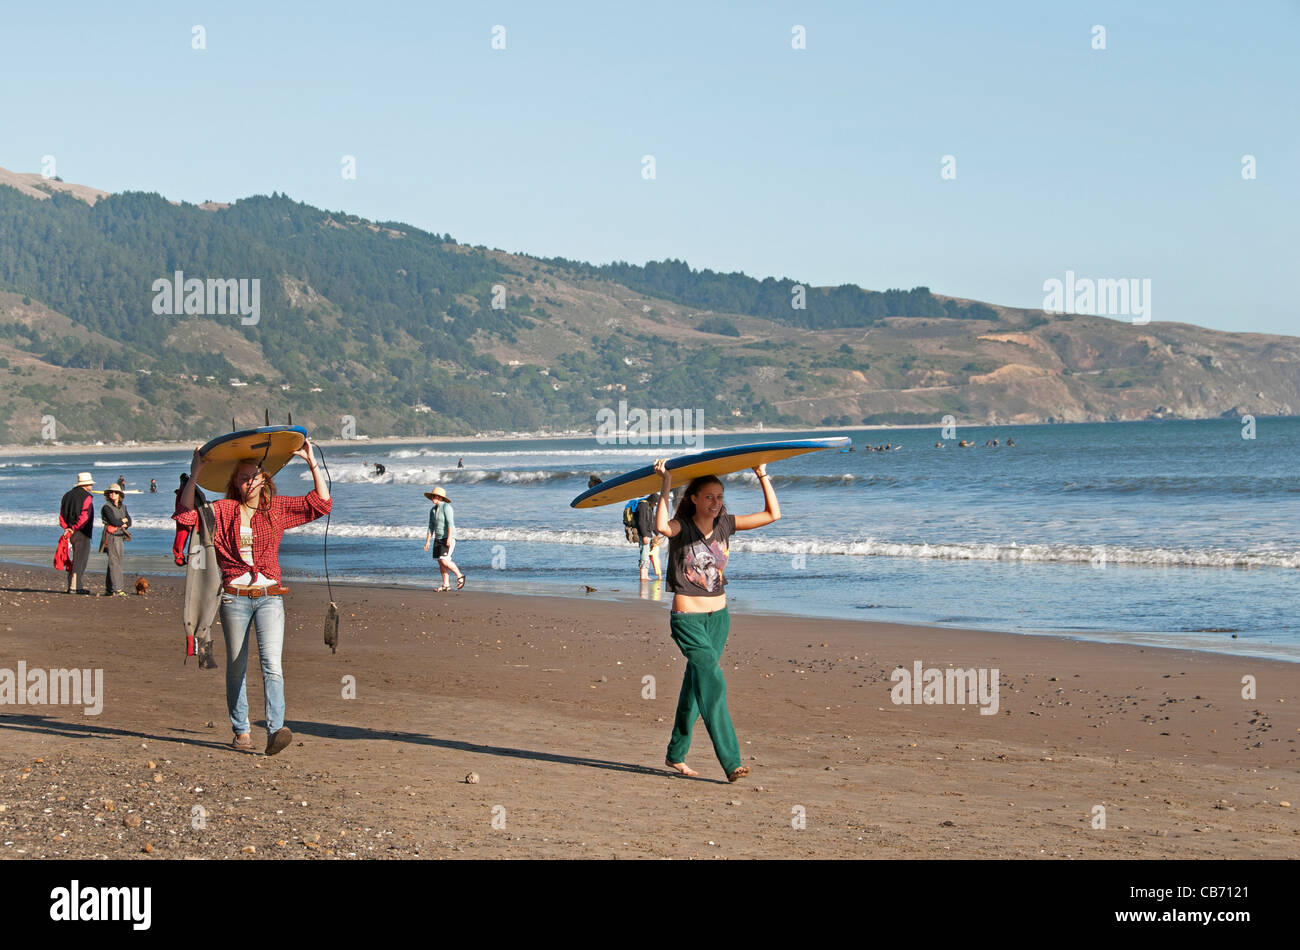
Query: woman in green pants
652,458,780,781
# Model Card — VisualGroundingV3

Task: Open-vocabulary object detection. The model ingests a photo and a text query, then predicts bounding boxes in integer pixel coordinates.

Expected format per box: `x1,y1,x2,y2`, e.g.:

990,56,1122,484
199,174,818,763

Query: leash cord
315,442,334,601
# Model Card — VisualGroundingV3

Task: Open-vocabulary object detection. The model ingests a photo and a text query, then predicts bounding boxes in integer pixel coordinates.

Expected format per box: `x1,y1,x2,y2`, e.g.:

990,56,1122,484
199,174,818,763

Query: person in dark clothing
59,472,96,594
150,479,158,493
99,486,132,595
637,492,663,580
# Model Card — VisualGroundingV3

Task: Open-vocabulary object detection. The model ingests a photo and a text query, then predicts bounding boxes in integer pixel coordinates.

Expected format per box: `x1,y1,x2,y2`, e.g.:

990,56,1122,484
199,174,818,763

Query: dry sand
0,564,1294,859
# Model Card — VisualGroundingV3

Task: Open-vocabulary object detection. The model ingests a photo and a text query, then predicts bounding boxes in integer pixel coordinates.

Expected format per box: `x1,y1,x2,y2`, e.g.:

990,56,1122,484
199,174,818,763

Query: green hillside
1,178,1297,444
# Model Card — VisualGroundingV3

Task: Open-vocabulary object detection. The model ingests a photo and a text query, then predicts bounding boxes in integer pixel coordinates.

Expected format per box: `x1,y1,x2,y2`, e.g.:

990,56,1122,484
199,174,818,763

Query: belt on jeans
224,585,289,598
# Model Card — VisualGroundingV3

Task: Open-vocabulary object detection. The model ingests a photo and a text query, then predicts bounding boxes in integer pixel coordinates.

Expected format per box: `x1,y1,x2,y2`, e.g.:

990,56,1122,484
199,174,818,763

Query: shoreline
1,553,1294,666
0,426,860,458
6,417,1280,459
0,563,1294,859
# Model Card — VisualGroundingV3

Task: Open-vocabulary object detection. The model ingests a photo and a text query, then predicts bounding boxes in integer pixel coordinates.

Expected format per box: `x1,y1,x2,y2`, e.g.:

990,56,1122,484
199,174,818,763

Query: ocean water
1,418,1297,661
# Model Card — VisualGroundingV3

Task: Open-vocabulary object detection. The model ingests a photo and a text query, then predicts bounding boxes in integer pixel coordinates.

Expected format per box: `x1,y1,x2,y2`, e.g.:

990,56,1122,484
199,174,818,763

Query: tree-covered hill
1,173,1297,445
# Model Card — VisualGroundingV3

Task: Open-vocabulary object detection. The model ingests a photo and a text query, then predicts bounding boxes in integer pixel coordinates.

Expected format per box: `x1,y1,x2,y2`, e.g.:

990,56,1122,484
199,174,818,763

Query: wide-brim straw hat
104,486,124,497
424,486,450,503
75,472,94,488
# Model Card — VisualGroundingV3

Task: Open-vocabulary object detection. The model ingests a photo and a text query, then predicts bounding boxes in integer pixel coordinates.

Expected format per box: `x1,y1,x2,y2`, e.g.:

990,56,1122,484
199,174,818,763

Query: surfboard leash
314,440,341,654
314,441,334,601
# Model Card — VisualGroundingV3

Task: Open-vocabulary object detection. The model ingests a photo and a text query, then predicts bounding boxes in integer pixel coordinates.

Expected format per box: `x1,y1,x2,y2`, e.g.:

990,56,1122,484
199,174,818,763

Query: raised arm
652,458,681,538
177,449,205,512
292,441,329,502
732,463,780,531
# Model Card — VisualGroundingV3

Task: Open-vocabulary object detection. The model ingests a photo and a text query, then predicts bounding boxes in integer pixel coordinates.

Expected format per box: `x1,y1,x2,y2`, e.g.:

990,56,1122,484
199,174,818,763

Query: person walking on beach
637,492,663,581
173,442,332,756
653,458,780,782
423,486,465,591
58,472,96,594
99,485,132,596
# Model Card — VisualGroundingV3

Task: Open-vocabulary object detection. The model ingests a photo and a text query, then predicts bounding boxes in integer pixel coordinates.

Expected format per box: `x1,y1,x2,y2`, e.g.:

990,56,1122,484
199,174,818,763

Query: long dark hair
666,476,727,589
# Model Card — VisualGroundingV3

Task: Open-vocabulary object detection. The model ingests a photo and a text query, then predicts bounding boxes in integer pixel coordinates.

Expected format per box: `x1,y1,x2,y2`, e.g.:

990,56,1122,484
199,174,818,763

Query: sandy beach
0,563,1294,859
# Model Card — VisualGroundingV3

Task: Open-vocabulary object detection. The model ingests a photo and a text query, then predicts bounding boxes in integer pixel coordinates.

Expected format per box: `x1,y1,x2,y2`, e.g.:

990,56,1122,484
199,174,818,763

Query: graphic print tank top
667,513,735,596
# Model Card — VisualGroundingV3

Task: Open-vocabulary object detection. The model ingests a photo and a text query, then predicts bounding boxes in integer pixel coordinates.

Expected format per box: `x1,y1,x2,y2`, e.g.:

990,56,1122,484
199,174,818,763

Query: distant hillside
1,166,1297,444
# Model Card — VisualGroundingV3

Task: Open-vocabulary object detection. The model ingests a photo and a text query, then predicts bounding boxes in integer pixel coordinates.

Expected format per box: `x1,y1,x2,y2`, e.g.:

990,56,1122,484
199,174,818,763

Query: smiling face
690,483,725,521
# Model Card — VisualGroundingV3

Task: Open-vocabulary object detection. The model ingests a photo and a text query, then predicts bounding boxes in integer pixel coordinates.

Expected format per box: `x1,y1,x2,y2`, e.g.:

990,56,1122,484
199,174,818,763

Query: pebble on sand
465,772,480,784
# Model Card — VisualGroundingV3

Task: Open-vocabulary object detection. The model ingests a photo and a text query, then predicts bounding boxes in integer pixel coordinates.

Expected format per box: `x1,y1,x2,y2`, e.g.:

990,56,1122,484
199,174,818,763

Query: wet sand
0,564,1295,859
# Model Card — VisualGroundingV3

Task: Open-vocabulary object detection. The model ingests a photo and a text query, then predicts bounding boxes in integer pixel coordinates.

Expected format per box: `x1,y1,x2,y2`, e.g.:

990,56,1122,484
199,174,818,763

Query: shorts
432,538,449,559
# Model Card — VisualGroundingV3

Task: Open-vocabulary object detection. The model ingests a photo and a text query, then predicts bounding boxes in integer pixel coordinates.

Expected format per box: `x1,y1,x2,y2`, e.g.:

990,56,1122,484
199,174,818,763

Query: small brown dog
135,577,149,595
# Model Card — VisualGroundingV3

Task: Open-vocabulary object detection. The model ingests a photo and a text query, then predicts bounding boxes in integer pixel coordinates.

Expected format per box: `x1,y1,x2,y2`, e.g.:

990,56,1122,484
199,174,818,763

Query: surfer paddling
174,441,332,756
652,458,780,782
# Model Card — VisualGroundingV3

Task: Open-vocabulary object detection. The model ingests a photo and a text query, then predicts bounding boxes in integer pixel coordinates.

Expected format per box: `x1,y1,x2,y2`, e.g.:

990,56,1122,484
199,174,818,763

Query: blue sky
2,0,1295,335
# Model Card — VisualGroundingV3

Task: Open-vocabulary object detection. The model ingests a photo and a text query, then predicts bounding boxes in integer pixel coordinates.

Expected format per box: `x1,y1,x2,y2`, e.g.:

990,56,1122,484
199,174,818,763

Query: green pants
666,607,740,774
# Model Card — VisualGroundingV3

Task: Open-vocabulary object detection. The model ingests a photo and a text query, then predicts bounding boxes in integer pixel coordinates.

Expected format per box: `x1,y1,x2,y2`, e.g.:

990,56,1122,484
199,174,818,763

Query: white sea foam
385,447,687,460
299,465,598,486
727,537,1300,569
0,513,181,532
2,511,1295,568
302,465,871,488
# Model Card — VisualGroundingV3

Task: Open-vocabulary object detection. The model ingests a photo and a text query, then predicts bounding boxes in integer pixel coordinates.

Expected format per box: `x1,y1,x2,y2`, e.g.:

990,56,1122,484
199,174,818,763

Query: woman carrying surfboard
174,440,332,756
653,457,780,782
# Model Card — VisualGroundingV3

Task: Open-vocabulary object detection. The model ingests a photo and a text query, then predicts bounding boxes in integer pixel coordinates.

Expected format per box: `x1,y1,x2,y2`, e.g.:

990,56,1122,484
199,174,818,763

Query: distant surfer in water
174,442,332,756
652,458,780,782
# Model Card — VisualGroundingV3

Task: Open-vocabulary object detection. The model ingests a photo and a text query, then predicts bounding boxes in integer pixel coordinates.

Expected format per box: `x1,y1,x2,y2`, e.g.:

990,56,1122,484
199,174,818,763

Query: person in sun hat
58,472,97,594
99,484,133,596
423,485,465,591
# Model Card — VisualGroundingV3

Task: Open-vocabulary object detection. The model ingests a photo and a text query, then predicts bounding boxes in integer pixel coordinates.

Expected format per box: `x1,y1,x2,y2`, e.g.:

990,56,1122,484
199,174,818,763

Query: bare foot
727,765,750,783
665,760,698,777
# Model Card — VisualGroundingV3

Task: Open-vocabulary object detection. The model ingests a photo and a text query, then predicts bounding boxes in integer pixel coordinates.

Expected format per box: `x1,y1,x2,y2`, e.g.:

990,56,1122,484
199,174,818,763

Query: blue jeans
219,593,286,734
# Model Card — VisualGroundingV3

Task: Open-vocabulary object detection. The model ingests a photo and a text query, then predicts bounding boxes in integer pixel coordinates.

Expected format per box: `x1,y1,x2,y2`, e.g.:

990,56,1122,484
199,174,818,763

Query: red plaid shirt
173,490,332,586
